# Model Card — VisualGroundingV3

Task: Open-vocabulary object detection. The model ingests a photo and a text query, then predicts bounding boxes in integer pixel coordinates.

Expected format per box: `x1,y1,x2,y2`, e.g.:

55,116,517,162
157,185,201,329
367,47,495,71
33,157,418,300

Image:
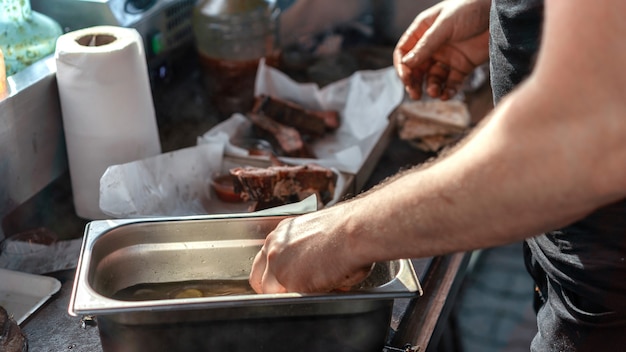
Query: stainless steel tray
69,213,421,352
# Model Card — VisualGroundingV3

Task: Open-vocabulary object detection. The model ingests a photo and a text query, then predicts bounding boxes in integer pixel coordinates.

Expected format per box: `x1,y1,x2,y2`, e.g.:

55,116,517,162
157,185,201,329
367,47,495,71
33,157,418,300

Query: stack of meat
230,162,337,211
395,99,471,152
247,95,340,158
227,95,341,210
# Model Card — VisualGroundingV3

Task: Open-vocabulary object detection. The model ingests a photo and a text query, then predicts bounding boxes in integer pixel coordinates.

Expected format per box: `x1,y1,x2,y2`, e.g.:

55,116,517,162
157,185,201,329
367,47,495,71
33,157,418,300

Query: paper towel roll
55,26,162,220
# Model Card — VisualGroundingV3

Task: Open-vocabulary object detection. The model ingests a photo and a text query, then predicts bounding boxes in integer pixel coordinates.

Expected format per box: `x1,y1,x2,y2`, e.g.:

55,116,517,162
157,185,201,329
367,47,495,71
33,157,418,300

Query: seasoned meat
247,112,316,158
252,95,340,136
230,164,337,210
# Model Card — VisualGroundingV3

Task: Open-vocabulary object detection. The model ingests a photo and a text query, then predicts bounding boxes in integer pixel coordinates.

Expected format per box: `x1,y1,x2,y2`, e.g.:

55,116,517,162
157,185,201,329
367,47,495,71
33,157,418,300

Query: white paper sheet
100,143,224,218
199,60,405,174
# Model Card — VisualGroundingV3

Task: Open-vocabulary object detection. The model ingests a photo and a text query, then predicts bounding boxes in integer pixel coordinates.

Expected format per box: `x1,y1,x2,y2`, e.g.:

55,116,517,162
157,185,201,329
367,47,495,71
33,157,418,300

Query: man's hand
249,206,374,294
393,0,491,100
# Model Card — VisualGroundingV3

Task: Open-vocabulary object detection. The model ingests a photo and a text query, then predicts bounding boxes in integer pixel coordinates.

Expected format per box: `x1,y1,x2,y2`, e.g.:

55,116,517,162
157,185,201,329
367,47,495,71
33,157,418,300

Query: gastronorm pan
69,213,421,352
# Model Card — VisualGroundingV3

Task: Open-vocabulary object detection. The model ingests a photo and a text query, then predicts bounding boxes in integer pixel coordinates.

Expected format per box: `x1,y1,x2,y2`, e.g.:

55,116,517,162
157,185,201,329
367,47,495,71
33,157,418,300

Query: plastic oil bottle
192,0,280,118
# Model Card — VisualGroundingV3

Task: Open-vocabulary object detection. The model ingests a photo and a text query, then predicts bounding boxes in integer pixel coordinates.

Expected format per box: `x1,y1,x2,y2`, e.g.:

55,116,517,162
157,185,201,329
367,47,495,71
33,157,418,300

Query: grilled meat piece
247,112,316,158
252,95,340,137
395,99,471,152
230,164,337,209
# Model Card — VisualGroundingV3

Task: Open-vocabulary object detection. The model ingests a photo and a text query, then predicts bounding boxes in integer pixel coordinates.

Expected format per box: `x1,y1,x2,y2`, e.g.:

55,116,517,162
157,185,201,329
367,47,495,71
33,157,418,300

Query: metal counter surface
15,42,492,351
20,137,467,352
0,57,67,241
21,258,434,352
17,133,449,351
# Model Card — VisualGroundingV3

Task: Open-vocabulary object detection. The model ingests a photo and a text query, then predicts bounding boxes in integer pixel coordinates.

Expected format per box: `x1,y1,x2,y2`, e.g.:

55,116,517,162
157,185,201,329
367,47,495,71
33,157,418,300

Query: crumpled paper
0,239,83,275
395,98,471,153
99,143,224,218
199,60,405,174
99,139,347,217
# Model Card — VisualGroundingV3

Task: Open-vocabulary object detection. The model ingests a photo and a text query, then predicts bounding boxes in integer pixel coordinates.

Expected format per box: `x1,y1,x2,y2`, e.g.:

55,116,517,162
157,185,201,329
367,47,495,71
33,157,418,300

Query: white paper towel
55,26,162,220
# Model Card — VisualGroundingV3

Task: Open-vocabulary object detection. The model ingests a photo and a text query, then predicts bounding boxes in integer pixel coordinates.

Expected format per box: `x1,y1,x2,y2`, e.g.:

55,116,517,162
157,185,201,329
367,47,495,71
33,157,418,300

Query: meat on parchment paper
247,112,316,158
252,95,340,137
230,163,337,211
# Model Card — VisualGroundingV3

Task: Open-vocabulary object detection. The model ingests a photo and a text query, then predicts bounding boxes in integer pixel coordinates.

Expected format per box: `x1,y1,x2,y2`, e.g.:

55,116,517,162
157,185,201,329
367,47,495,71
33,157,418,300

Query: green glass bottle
0,0,63,76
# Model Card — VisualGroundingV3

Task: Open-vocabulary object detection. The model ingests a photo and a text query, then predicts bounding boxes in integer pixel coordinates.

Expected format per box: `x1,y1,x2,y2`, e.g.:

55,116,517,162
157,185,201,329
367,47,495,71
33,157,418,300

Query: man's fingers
441,69,467,99
337,263,375,291
426,61,451,98
249,249,266,293
404,67,425,100
432,45,476,76
425,60,470,99
401,17,449,68
261,270,288,294
249,243,289,294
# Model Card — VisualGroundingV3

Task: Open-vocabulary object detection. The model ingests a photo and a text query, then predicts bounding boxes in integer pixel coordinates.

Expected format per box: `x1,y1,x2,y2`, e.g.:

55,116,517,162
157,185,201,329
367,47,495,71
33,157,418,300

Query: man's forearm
346,0,626,262
346,82,619,262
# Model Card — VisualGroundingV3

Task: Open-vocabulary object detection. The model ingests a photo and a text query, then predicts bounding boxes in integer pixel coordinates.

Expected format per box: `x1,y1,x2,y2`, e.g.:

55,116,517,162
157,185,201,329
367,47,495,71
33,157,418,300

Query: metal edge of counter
0,55,68,240
389,252,471,351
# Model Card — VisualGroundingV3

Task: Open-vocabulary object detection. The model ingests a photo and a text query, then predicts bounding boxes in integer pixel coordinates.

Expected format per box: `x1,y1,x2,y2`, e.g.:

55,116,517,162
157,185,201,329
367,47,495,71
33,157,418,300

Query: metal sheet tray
0,268,61,324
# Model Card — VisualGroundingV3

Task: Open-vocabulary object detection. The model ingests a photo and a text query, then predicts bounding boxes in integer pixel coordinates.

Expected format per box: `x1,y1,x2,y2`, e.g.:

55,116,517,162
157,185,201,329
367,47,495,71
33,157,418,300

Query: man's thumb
401,25,447,67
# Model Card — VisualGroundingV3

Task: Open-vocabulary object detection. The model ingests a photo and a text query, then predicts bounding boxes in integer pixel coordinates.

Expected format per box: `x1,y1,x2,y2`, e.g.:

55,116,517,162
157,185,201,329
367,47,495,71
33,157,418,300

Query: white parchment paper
98,139,346,218
199,60,405,174
99,143,225,218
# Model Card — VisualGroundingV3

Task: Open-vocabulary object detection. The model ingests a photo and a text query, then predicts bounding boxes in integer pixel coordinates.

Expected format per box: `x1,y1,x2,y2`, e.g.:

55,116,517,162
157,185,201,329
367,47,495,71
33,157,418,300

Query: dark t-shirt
489,0,626,313
489,0,542,104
